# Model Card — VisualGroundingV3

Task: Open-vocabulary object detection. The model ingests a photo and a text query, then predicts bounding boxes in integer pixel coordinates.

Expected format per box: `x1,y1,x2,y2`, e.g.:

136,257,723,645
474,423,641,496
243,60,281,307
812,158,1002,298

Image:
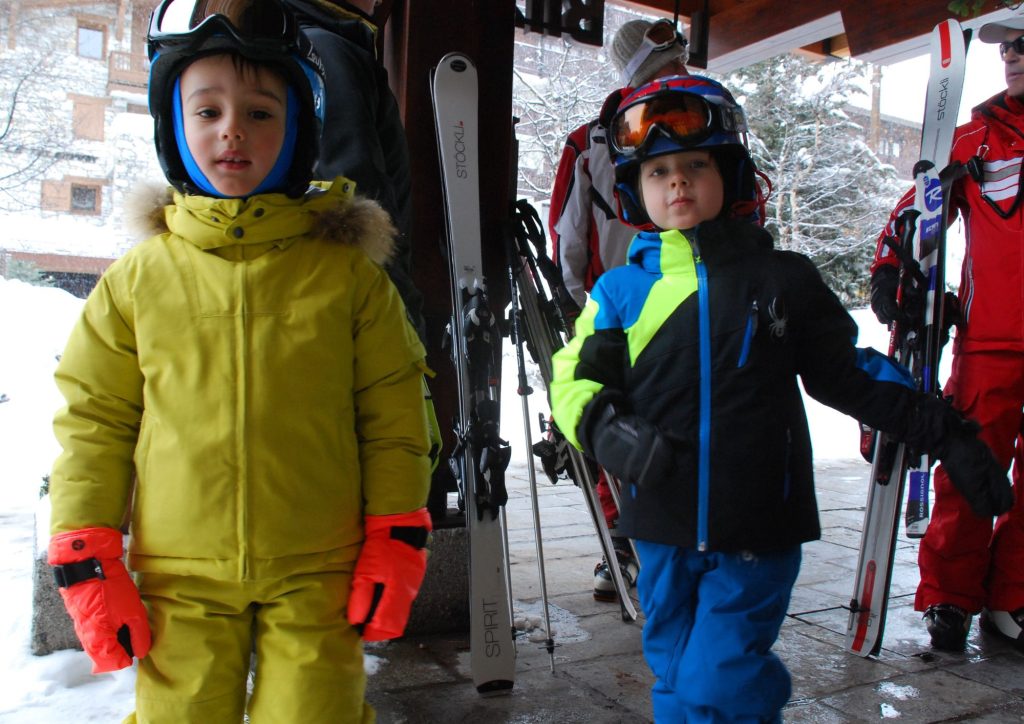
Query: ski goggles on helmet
620,19,686,86
609,87,747,157
148,0,303,60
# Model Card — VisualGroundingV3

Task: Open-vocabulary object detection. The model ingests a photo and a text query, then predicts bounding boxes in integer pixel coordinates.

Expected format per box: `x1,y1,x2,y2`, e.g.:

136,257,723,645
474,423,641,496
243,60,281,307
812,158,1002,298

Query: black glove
870,264,901,325
938,421,1014,518
939,291,962,348
906,395,1014,518
870,264,925,329
578,393,675,489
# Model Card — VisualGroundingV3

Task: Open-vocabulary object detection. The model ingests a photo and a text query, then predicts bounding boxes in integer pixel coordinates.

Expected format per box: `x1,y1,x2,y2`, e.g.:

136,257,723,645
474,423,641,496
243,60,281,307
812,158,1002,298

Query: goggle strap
621,39,656,86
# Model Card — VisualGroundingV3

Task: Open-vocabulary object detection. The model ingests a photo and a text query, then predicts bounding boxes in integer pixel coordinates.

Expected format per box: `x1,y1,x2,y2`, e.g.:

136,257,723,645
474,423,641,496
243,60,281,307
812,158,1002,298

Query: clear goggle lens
642,19,681,52
150,0,291,44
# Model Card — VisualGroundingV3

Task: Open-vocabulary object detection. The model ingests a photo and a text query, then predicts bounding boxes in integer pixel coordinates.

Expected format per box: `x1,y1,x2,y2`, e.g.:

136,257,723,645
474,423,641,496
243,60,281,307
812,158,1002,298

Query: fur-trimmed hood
123,178,396,266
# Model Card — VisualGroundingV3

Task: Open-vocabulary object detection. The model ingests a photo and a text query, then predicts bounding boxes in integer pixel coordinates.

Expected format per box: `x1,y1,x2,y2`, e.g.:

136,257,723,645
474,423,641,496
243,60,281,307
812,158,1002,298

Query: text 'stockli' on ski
431,52,517,694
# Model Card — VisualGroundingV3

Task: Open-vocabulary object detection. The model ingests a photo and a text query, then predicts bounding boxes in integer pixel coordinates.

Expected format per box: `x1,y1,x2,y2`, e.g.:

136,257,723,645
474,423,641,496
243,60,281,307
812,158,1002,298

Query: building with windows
1,1,925,299
0,0,162,297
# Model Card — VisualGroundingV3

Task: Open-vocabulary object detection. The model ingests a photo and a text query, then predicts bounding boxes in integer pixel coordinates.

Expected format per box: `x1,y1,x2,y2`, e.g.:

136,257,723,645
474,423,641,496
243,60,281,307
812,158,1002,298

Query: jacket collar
974,90,1024,143
627,218,773,274
128,178,396,266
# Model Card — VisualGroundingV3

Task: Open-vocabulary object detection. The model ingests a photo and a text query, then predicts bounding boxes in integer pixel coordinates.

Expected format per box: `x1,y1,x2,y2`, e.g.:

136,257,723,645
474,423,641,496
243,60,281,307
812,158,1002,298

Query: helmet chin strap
171,78,300,199
172,78,219,197
250,86,298,195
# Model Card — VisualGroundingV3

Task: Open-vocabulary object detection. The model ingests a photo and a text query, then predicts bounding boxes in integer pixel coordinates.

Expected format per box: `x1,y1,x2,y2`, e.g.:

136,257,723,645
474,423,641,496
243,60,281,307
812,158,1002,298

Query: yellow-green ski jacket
49,180,431,581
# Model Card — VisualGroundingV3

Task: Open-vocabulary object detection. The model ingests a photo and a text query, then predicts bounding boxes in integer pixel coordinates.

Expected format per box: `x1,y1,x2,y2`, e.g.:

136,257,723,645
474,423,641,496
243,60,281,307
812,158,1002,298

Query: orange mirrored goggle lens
611,94,712,154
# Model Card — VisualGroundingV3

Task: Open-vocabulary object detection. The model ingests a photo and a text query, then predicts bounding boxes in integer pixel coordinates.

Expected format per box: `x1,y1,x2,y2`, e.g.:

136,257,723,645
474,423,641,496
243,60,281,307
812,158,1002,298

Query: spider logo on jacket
768,298,787,340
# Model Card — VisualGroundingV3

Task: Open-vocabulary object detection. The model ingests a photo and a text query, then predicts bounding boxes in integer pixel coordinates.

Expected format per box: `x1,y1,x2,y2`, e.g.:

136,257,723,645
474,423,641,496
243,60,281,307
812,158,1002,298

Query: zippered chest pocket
737,299,759,368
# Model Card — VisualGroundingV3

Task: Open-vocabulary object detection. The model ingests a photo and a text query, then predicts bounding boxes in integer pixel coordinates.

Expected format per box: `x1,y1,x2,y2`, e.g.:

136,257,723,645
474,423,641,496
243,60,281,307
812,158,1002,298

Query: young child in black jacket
550,74,1013,723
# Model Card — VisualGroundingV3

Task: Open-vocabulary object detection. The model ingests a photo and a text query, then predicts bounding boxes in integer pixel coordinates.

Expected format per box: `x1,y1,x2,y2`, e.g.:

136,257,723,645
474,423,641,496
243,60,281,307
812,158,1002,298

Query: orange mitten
347,509,431,641
48,527,151,673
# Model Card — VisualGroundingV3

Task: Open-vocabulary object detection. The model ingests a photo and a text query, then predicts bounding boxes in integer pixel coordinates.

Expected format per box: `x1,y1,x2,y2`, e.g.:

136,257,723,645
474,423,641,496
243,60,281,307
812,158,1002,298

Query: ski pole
505,224,556,670
507,200,638,622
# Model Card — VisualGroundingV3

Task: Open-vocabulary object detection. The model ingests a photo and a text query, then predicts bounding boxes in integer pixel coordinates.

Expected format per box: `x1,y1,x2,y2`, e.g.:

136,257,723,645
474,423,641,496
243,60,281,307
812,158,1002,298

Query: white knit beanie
610,19,689,88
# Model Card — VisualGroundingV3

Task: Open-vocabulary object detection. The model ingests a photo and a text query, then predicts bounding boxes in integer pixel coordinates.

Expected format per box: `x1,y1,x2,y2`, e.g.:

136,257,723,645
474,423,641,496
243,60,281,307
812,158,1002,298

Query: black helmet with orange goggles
610,75,765,229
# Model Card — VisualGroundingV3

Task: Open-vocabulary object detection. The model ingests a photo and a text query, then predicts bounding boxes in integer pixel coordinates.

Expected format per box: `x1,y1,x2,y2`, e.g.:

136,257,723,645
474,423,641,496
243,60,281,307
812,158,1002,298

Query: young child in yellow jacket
46,0,431,721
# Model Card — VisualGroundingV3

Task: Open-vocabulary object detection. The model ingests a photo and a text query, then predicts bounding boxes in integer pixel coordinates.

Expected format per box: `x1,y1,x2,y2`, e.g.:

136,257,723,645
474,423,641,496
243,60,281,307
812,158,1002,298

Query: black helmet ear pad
708,147,759,221
613,162,651,228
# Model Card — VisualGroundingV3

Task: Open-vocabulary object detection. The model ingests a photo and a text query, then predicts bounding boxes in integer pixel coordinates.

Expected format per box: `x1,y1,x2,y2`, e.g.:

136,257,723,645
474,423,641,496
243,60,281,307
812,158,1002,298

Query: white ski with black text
430,52,516,694
846,18,968,657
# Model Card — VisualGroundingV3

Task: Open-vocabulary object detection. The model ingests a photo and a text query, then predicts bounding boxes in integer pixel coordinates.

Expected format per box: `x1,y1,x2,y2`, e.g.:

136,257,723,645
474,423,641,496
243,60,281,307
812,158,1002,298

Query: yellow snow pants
122,567,373,723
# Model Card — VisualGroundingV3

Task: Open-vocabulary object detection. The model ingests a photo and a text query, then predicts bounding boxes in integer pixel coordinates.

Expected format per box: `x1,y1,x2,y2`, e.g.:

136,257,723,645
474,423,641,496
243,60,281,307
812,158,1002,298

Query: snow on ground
0,276,936,719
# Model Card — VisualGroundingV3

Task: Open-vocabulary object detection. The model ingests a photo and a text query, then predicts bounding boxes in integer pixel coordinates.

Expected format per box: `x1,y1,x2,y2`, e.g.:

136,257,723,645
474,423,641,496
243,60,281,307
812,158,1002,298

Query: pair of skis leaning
432,52,562,695
433,50,642,693
505,198,639,623
846,19,970,657
432,53,517,695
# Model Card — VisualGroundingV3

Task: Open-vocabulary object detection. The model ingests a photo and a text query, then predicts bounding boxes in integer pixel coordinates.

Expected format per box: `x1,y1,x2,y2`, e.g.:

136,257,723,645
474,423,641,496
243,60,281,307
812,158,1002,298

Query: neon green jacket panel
550,229,699,449
50,181,430,580
550,300,603,450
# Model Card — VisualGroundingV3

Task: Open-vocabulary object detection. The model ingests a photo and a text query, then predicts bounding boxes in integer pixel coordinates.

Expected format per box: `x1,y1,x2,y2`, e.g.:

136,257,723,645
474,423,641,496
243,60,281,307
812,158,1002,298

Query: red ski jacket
873,91,1024,353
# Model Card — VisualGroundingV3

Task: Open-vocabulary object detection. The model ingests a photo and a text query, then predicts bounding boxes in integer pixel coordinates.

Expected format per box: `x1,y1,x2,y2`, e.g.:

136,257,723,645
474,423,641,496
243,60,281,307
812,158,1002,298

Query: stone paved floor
366,458,1024,723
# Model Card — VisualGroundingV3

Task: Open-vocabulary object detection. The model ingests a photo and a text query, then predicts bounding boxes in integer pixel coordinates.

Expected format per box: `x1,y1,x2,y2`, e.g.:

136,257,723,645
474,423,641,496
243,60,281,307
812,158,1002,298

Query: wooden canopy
624,0,1006,70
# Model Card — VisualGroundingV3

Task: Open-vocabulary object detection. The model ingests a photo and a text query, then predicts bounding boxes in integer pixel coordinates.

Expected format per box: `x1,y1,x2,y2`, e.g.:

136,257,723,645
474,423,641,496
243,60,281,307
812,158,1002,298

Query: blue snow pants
634,540,802,723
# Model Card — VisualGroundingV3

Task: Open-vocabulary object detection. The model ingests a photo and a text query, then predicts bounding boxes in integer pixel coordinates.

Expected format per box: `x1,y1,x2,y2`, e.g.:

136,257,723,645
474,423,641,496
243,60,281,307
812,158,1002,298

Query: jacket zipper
694,239,712,552
238,262,250,579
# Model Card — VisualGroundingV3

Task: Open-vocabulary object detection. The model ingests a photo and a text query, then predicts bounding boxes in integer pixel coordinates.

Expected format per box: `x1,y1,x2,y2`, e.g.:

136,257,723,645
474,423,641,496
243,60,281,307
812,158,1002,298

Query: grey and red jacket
548,89,635,308
873,90,1024,354
552,218,928,553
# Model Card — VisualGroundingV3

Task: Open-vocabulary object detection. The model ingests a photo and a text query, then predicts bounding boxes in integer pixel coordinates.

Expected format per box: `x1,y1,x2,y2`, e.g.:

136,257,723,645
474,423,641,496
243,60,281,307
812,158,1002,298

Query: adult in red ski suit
546,18,688,601
871,17,1024,651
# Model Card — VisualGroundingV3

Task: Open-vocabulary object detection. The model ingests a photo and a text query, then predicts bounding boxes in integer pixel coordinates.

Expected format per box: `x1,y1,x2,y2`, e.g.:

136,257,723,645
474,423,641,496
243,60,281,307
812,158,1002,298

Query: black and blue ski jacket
551,218,921,553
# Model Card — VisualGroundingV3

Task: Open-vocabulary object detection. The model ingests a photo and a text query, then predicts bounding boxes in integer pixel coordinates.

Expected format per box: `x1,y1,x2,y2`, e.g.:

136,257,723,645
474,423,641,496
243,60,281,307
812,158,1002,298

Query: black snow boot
923,603,972,651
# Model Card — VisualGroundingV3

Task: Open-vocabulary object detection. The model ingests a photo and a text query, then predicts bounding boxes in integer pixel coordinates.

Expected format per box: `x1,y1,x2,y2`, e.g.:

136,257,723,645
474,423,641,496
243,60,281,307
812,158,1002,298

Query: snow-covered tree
513,20,905,307
0,5,92,213
728,54,905,305
4,258,54,287
512,7,648,200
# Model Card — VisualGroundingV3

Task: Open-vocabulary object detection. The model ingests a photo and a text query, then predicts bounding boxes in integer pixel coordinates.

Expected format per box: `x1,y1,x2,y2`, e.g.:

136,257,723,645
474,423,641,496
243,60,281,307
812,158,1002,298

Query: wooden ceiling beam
704,0,842,59
798,33,851,61
615,0,981,67
838,0,955,56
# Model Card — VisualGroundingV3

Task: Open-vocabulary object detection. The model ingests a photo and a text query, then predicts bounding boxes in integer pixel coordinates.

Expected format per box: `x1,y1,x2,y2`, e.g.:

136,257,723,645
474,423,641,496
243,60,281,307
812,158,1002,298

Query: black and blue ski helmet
608,74,765,228
147,0,325,197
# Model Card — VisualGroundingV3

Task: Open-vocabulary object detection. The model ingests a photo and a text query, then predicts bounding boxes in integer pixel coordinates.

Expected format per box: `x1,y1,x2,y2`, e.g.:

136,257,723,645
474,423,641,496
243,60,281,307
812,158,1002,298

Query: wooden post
383,0,516,523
